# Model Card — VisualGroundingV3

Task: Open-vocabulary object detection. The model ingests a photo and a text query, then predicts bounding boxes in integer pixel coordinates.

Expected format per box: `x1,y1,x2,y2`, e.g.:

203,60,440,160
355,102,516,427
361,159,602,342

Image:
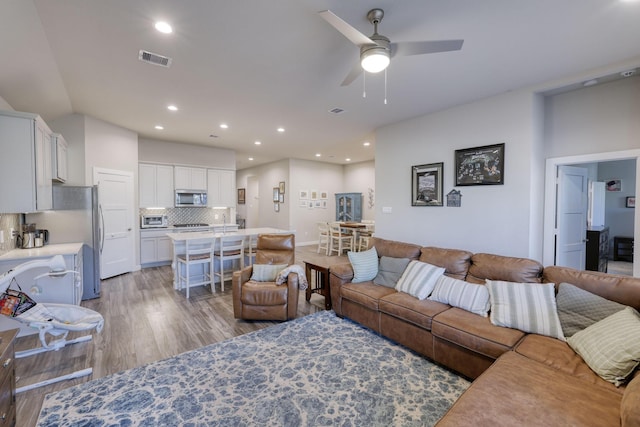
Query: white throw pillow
429,275,490,317
250,264,288,282
348,247,379,283
395,260,445,300
486,280,565,341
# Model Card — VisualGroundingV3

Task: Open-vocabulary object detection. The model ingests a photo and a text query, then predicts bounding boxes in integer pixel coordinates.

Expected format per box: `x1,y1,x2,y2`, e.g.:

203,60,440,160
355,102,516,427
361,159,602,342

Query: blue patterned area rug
37,311,469,427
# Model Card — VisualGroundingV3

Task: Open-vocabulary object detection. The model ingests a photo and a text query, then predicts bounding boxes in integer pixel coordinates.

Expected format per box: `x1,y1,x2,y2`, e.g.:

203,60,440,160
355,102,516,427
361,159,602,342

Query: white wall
0,95,12,111
544,76,640,158
344,160,376,221
375,89,540,258
138,138,235,169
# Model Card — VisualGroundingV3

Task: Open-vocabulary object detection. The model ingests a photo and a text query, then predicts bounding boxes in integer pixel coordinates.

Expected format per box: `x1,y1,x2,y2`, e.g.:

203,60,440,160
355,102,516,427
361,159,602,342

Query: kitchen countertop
0,242,83,261
166,227,292,241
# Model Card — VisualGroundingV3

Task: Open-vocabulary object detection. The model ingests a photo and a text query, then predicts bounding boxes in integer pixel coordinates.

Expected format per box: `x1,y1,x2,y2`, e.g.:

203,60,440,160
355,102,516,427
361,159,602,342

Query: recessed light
254,141,262,145
248,157,254,161
315,153,321,157
277,127,285,133
220,123,229,129
363,141,371,147
155,21,173,34
345,158,351,162
154,125,164,130
167,105,178,111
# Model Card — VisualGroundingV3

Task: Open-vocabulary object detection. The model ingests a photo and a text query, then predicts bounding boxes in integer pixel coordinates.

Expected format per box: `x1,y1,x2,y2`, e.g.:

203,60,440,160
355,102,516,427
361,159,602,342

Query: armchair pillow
486,280,565,341
373,256,411,288
250,264,288,282
567,306,640,387
348,247,379,283
395,260,445,300
429,275,490,317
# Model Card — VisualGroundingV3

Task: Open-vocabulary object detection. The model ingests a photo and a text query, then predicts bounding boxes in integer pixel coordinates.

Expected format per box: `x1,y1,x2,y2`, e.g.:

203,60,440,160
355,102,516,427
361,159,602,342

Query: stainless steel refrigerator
26,185,101,299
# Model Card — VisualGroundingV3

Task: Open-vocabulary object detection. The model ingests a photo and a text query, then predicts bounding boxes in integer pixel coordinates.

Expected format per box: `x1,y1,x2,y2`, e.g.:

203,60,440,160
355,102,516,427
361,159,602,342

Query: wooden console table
304,261,332,310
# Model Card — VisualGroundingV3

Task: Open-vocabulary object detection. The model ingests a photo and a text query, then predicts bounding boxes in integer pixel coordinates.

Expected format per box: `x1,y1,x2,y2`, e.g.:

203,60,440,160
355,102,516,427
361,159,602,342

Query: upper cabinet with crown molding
174,166,206,191
51,133,68,183
0,110,53,212
139,163,174,208
207,169,235,208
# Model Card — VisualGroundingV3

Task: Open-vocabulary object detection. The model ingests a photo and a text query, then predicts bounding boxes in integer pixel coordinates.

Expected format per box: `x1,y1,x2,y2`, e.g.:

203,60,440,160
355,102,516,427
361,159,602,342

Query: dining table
166,227,294,289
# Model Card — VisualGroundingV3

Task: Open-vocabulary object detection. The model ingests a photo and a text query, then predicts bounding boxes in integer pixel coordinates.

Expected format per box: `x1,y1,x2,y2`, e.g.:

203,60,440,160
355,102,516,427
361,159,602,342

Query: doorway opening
543,149,640,277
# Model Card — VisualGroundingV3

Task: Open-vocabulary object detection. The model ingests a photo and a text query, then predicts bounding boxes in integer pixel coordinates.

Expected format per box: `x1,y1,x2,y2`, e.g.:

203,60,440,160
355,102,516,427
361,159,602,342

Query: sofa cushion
487,280,565,341
556,281,626,337
515,334,624,395
567,307,640,387
621,374,640,427
371,237,422,259
250,264,288,282
429,275,490,317
340,282,396,311
373,256,411,288
432,307,525,359
419,247,472,281
379,292,450,330
436,352,623,427
395,260,445,300
347,247,378,283
467,253,543,284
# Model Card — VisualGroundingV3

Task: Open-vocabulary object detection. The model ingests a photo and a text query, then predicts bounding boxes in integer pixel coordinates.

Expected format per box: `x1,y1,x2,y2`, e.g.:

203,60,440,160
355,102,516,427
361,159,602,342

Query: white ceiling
1,0,640,170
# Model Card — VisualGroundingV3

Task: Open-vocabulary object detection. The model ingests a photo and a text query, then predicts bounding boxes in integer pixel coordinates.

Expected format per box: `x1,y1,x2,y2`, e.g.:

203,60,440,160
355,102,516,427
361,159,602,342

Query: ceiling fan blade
391,39,464,57
340,62,363,86
319,10,375,47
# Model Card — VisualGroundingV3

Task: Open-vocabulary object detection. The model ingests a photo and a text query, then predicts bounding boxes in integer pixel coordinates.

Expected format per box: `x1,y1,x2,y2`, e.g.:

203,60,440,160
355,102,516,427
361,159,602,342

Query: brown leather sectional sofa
329,237,640,426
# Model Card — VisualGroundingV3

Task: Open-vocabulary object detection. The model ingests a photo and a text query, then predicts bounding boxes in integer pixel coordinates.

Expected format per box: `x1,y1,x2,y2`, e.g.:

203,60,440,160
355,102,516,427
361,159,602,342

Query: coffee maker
17,223,37,249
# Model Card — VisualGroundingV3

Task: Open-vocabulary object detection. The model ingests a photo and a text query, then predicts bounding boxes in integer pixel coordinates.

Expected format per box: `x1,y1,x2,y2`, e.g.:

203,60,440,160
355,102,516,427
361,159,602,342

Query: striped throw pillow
251,264,288,282
395,260,445,300
487,280,565,341
568,307,640,386
429,275,490,317
348,247,379,283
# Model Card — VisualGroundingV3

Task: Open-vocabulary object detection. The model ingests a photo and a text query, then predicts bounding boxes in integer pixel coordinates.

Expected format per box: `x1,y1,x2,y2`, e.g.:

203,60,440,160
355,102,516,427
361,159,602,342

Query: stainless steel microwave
175,190,208,207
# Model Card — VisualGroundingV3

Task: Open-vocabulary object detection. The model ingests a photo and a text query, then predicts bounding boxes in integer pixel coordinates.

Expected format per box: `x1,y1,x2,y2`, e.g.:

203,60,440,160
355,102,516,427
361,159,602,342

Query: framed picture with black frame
411,162,444,206
455,143,505,186
237,188,245,204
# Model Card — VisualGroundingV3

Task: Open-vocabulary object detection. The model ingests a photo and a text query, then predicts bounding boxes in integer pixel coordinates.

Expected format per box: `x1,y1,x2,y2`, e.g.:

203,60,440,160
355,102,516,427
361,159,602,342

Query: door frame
543,149,640,276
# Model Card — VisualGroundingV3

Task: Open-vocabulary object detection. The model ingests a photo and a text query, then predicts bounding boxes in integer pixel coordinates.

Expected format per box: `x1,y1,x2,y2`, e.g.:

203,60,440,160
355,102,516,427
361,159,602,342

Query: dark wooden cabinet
613,236,634,262
0,329,18,427
586,227,609,272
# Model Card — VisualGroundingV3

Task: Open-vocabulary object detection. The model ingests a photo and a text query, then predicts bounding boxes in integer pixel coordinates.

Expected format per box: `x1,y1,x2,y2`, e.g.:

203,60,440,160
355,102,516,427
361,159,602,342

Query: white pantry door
556,165,588,270
94,168,135,279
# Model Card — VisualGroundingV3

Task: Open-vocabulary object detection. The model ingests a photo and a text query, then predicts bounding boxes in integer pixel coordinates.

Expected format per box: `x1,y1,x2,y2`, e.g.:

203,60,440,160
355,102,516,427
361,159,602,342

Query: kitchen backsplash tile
140,207,231,226
0,213,20,255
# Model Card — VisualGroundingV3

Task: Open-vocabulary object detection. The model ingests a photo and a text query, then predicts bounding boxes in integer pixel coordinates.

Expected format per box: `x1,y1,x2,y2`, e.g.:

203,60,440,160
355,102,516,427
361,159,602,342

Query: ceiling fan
319,9,464,86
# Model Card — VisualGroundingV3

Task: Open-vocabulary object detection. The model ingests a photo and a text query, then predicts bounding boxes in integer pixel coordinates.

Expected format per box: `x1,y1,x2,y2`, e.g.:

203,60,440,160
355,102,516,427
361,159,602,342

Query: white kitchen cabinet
140,229,173,266
207,168,236,207
0,110,53,212
51,133,68,183
139,163,174,208
174,166,207,191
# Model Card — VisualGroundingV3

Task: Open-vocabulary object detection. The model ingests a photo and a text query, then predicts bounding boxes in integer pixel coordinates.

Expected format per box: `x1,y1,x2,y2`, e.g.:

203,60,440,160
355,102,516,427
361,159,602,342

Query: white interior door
556,165,588,269
94,168,134,279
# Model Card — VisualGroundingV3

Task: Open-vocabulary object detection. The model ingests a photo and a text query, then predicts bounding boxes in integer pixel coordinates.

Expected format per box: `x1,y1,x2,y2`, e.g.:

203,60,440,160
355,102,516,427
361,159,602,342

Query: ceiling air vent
138,50,172,67
328,107,345,114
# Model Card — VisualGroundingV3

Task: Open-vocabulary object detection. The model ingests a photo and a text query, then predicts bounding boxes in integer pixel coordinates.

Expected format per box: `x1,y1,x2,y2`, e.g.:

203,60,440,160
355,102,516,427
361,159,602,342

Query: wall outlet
10,228,16,238
0,230,4,244
214,214,219,220
382,207,392,214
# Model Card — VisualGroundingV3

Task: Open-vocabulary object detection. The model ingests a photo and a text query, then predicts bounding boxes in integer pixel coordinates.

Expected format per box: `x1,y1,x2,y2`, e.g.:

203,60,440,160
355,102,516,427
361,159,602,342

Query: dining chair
317,222,330,255
176,237,215,299
214,235,245,291
245,234,258,266
328,222,354,256
357,222,375,252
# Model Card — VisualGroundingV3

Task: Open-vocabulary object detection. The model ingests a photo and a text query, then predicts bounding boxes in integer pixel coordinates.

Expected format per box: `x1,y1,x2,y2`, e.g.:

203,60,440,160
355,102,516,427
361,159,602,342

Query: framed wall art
626,196,635,208
273,187,280,202
411,162,444,206
279,181,286,194
455,143,505,186
237,188,245,204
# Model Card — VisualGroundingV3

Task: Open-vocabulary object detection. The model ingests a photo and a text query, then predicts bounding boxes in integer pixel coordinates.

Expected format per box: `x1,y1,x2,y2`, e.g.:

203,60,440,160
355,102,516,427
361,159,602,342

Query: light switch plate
382,207,392,214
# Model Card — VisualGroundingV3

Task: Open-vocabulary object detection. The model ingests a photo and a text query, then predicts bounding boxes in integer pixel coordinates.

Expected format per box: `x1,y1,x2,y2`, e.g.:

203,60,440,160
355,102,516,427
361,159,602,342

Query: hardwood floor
16,245,341,427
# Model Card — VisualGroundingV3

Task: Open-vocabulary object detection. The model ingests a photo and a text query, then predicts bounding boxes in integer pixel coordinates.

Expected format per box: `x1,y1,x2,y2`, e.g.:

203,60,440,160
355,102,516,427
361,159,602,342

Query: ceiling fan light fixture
360,46,390,73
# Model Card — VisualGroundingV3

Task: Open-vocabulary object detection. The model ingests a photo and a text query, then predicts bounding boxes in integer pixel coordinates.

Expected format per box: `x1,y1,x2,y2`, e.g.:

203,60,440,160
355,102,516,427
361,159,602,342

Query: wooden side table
614,236,634,262
304,261,332,310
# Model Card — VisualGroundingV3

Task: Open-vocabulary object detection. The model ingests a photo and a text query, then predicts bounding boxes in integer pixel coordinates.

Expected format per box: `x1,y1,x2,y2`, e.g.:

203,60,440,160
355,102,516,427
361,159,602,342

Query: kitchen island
167,228,294,290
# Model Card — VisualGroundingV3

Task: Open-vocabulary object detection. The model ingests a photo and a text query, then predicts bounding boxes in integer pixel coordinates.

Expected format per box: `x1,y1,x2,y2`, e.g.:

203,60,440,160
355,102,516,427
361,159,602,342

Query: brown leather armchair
232,234,299,321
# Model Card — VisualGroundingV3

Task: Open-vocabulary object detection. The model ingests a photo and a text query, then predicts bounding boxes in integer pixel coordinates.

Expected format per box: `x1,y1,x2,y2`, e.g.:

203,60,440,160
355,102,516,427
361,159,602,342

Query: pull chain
384,68,388,105
363,71,366,98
